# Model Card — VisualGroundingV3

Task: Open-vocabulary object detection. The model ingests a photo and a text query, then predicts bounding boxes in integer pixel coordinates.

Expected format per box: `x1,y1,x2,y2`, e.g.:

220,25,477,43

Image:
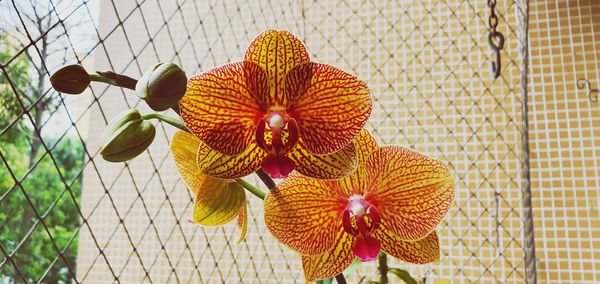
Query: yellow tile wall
528,1,600,283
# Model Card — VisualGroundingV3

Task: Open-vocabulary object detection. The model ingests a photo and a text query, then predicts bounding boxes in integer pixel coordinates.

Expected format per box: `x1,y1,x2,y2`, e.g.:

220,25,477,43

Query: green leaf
388,268,418,284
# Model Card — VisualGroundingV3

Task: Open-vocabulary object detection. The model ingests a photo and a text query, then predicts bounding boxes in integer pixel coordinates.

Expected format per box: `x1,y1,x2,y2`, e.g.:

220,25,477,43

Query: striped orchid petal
301,229,356,282
180,61,266,155
364,146,455,241
286,63,372,155
264,172,343,255
339,129,378,195
288,138,358,180
244,29,310,108
196,138,266,179
375,230,440,264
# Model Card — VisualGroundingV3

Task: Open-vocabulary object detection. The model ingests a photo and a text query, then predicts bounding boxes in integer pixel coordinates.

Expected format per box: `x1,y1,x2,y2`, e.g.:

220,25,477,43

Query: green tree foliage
0,133,83,283
0,34,30,143
1,33,84,283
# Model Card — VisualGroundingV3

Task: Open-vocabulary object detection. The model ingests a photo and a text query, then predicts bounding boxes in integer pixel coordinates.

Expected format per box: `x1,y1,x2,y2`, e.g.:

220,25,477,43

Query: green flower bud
50,64,91,94
136,63,187,111
100,109,156,162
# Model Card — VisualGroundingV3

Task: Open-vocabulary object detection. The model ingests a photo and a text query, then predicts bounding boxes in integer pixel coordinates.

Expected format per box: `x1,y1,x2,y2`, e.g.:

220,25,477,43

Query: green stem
235,178,265,200
142,113,188,132
378,253,388,284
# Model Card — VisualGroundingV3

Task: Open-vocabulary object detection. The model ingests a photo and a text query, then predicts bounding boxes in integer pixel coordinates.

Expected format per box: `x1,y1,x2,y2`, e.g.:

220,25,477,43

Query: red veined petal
375,230,440,264
301,229,356,282
264,172,343,255
196,137,267,179
286,63,372,154
339,129,378,196
170,131,245,226
244,29,310,107
365,146,455,241
352,235,380,262
287,137,357,180
180,61,266,155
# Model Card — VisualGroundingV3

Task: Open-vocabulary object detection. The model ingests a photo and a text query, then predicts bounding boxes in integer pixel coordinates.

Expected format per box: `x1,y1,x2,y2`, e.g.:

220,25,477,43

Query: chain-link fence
1,0,599,283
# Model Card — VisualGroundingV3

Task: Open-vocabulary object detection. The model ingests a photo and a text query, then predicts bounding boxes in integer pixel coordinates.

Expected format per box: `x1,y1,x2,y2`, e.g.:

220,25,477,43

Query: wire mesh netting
1,0,599,283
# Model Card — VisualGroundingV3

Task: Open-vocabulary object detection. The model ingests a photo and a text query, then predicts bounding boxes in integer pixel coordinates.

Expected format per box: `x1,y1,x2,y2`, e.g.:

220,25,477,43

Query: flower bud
50,64,90,94
136,63,187,111
100,109,156,162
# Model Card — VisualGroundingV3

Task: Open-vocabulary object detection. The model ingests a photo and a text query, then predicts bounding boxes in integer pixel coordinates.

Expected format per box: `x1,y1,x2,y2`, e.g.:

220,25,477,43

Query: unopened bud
136,63,187,111
50,64,90,94
100,109,156,162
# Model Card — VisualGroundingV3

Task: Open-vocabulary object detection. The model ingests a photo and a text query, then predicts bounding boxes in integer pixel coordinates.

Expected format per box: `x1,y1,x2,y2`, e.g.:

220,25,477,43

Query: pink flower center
342,195,381,261
255,111,299,178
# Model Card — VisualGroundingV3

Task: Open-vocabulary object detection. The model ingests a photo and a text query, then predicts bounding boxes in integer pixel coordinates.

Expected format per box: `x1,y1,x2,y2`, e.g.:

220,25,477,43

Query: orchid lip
342,196,382,260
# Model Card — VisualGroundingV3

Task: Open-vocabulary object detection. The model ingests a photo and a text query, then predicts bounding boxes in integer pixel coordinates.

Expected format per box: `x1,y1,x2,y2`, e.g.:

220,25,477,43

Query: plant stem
142,113,188,132
90,71,138,90
255,168,276,190
378,253,389,284
334,273,347,284
235,178,265,200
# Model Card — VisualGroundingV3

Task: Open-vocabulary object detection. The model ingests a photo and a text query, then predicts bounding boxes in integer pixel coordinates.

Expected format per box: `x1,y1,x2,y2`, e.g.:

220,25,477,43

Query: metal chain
488,0,505,79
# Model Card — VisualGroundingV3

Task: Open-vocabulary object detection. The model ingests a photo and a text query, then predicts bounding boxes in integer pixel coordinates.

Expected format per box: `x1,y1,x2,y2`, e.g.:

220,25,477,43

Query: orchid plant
51,29,455,283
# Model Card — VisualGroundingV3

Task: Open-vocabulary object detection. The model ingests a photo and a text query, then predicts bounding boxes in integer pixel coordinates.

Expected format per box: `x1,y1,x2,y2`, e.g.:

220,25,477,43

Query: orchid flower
171,131,247,242
179,29,372,179
264,130,455,281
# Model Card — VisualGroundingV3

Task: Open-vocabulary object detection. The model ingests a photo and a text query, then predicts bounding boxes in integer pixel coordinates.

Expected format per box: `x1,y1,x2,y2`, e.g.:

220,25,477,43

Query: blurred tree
0,34,31,143
0,0,92,167
0,134,83,283
0,5,86,282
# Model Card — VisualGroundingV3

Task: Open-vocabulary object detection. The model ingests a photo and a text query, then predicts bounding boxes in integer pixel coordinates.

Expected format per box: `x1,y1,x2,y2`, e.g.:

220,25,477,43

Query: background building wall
528,1,600,282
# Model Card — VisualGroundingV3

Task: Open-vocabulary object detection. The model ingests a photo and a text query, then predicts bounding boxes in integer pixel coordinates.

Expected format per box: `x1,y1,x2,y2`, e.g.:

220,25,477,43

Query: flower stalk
90,71,137,90
378,253,389,284
235,178,266,200
142,113,188,132
255,168,276,190
334,274,347,284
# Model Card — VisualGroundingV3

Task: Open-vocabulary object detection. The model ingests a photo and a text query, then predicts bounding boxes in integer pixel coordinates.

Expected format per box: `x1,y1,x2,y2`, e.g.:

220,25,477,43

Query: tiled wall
528,1,600,283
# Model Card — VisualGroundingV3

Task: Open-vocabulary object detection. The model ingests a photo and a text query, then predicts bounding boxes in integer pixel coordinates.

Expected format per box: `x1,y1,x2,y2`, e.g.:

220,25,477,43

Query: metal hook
576,78,599,102
488,32,504,79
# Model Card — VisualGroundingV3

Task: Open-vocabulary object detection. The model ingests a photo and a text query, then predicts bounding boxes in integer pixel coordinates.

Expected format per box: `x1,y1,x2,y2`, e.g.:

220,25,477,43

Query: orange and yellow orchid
264,130,455,281
171,131,247,242
179,29,372,179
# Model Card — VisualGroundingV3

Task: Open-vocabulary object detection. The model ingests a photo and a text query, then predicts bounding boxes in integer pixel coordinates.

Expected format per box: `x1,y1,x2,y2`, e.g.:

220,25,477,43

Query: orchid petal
236,202,248,243
264,172,342,255
170,131,245,226
365,146,455,241
286,63,372,154
339,129,378,196
301,230,356,282
244,29,310,107
288,138,357,180
180,61,266,155
376,230,440,264
196,138,267,179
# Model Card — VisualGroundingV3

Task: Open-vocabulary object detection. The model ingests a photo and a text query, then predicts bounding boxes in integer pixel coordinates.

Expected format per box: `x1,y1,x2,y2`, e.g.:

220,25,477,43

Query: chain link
488,0,504,79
